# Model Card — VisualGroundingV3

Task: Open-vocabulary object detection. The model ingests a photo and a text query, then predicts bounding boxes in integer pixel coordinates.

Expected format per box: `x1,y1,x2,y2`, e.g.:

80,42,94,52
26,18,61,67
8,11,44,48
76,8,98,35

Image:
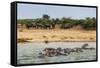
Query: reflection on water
17,42,96,65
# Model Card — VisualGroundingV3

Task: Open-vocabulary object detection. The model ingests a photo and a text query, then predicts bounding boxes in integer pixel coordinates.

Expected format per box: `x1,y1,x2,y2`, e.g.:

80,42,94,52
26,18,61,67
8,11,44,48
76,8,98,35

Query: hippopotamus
63,48,71,54
38,52,45,58
73,48,83,53
81,43,89,49
43,48,56,57
42,47,67,57
55,47,67,56
38,45,92,58
81,43,95,50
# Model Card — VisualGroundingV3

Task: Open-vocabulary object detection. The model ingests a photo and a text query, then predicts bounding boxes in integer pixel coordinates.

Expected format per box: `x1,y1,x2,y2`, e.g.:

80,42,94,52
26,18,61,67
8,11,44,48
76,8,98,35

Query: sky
17,3,96,19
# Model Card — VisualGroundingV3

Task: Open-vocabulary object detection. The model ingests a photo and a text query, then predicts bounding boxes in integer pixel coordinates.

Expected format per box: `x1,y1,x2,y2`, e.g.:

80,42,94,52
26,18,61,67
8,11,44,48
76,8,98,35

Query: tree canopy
17,14,96,30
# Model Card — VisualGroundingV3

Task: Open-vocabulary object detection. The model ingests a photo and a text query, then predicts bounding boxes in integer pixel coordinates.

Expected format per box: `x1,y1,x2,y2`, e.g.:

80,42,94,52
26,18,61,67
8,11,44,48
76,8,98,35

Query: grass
18,38,32,43
17,28,96,42
19,29,23,32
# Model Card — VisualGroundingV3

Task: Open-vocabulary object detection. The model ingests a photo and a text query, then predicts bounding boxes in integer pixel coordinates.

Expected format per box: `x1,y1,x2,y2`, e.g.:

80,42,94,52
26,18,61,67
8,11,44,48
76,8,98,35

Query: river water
17,42,96,65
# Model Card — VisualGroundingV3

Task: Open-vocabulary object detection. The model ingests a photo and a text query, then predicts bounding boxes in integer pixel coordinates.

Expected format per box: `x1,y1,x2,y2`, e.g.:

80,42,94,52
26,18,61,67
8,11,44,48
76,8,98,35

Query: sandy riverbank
17,28,96,43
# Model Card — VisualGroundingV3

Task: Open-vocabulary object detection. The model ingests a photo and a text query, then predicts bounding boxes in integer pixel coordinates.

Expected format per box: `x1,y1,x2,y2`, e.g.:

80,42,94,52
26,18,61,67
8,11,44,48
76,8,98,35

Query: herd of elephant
25,23,73,29
38,44,95,58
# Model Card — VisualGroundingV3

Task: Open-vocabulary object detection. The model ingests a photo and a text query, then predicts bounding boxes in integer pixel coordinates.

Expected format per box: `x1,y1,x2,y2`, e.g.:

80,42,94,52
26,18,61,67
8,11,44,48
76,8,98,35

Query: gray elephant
25,24,33,29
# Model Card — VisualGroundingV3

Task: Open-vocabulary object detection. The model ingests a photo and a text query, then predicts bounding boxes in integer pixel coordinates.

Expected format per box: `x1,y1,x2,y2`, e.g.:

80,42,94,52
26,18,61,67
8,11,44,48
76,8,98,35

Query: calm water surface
17,42,96,65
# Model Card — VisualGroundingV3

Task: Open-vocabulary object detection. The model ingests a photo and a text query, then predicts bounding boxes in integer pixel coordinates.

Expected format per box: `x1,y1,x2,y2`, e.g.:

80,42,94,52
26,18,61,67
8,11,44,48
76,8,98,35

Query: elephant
51,23,56,29
43,24,51,29
61,23,73,29
32,23,37,29
25,24,33,29
36,24,44,29
25,23,37,29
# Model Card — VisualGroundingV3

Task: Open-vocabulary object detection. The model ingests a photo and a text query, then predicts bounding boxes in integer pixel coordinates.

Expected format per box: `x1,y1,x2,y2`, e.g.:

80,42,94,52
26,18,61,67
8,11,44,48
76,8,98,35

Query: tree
17,15,96,30
17,19,33,25
77,19,85,25
82,17,96,30
60,17,74,29
92,17,96,29
42,14,50,19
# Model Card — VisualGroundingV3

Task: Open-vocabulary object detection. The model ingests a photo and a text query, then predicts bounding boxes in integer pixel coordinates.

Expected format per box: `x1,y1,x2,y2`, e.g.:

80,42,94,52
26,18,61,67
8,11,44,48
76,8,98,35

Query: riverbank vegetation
17,14,96,43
